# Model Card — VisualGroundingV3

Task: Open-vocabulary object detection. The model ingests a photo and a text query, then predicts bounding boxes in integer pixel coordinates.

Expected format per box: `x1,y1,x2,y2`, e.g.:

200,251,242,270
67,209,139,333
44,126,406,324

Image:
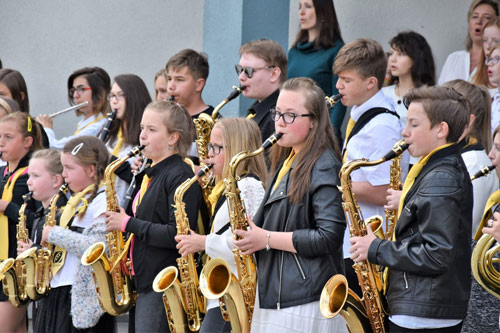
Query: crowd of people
1,0,500,332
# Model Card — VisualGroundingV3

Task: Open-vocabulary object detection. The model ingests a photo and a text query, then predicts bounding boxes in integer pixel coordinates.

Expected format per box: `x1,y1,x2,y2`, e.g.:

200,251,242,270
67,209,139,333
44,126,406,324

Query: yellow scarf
74,115,105,135
0,167,28,260
273,150,296,191
383,143,453,292
208,180,225,217
51,184,95,276
134,174,151,214
111,128,124,157
246,112,256,120
342,117,356,163
474,190,500,240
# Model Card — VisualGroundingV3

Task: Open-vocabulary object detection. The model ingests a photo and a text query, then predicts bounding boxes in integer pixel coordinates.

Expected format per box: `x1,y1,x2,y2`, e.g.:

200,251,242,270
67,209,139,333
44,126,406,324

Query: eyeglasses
485,55,500,66
270,109,312,124
207,142,223,155
107,92,126,102
235,64,275,78
69,85,91,98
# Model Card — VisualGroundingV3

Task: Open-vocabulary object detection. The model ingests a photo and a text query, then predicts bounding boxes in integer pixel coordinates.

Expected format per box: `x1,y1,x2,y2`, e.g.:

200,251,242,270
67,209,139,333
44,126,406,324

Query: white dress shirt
45,114,106,150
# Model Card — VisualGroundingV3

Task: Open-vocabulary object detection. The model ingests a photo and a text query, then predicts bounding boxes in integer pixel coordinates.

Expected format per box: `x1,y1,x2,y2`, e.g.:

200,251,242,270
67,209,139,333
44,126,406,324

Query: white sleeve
45,119,106,150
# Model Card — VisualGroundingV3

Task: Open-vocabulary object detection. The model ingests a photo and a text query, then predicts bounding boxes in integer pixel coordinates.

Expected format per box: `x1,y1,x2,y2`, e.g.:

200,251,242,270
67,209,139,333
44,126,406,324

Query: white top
382,85,419,165
438,50,476,85
105,141,134,208
343,90,408,258
462,149,499,235
204,177,264,310
45,114,106,150
492,91,500,135
390,315,461,329
50,190,107,288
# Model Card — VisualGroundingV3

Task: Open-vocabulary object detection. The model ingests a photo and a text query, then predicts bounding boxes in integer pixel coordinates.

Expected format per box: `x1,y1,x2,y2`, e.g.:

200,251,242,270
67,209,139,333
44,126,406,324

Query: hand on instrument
104,207,129,232
175,230,206,257
349,226,376,262
36,114,53,129
482,212,500,243
131,156,143,173
17,240,33,255
41,225,54,247
233,218,267,255
384,189,402,211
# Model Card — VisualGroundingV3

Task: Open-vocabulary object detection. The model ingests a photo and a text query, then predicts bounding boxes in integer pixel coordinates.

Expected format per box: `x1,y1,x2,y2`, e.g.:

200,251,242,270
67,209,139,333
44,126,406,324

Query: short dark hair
0,68,29,113
404,86,470,142
292,0,343,49
389,31,436,87
333,38,387,89
166,49,209,81
67,67,111,117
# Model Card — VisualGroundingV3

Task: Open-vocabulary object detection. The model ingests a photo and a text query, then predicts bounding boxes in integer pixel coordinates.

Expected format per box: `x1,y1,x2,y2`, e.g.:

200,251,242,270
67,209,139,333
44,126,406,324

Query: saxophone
17,184,69,301
152,164,212,333
325,93,342,108
319,140,408,333
471,232,500,299
199,133,282,333
0,192,32,307
81,145,144,316
384,149,404,240
194,86,246,211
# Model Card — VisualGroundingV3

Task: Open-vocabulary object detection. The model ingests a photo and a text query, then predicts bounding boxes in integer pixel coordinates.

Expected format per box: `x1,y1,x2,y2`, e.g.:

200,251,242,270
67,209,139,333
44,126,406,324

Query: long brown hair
270,78,340,204
214,118,267,185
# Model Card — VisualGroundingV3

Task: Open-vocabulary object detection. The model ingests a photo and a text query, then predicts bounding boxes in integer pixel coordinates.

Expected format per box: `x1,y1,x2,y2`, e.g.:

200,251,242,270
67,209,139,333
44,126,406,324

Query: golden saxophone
194,86,246,211
81,145,144,316
152,164,212,333
471,165,495,181
16,186,68,301
384,149,405,240
199,133,282,333
0,192,32,307
320,140,408,333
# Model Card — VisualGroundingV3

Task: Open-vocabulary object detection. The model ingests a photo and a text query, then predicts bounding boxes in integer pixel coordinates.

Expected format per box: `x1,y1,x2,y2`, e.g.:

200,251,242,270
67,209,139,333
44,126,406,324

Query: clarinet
99,109,117,142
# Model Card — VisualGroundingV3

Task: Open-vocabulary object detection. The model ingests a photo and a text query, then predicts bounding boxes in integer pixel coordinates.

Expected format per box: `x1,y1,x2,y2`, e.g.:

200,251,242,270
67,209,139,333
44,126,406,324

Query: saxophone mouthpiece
382,140,409,161
227,85,246,102
471,165,495,181
197,164,213,177
262,133,283,149
168,96,175,101
332,94,342,102
325,94,343,108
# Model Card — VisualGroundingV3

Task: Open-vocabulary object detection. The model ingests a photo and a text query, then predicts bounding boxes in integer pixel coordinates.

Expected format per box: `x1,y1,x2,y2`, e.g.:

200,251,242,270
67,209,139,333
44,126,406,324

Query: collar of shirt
247,89,280,122
145,154,183,178
77,113,99,128
494,91,500,101
351,89,395,122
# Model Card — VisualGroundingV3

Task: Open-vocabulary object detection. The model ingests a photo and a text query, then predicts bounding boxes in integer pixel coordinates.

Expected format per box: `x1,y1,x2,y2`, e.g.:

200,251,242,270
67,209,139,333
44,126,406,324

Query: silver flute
49,101,89,119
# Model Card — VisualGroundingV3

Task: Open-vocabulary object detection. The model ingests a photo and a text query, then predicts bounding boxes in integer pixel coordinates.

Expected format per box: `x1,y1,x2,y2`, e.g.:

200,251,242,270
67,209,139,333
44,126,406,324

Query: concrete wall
1,0,473,137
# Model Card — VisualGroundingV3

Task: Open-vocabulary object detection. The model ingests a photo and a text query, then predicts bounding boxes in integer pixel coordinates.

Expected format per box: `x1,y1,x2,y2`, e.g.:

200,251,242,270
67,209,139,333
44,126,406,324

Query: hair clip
27,116,32,133
72,142,84,155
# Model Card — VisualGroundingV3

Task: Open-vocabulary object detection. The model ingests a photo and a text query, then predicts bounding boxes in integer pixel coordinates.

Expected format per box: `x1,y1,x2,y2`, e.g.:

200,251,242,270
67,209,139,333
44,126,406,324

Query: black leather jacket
368,144,472,319
253,149,346,309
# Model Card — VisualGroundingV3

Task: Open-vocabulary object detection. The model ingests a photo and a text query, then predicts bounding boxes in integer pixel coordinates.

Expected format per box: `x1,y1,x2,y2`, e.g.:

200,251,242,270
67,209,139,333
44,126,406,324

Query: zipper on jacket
278,250,284,310
293,253,306,280
403,272,409,289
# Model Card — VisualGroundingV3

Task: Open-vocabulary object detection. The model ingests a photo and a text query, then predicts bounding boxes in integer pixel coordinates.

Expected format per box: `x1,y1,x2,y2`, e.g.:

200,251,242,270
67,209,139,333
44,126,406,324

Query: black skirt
33,285,116,333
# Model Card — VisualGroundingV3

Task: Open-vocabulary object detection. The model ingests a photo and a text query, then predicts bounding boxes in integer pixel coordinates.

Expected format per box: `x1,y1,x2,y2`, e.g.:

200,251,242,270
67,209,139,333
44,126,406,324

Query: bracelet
266,232,271,251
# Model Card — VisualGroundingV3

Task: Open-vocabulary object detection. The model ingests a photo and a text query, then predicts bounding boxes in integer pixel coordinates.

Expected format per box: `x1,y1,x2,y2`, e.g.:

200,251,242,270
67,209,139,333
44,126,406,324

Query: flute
49,101,89,119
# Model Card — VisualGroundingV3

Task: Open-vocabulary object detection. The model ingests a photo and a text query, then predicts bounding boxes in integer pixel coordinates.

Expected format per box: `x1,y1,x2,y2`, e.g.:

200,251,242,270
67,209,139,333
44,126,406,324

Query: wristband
266,232,271,251
121,216,131,233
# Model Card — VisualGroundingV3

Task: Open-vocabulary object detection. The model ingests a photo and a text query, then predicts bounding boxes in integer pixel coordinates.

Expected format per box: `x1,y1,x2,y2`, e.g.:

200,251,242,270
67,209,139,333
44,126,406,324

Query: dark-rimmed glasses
235,64,275,78
69,85,91,98
270,109,312,124
207,142,223,155
485,55,500,66
107,92,125,102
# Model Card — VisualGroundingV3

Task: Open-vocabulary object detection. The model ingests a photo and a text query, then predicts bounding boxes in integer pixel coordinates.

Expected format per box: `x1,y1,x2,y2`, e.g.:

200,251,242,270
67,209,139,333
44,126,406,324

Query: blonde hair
145,101,193,158
472,17,500,87
214,118,267,185
239,39,288,83
466,0,500,50
31,149,63,175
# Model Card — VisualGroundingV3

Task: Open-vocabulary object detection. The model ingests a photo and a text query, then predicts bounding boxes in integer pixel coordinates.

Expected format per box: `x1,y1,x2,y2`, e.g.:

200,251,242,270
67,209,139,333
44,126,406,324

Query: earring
168,145,173,151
